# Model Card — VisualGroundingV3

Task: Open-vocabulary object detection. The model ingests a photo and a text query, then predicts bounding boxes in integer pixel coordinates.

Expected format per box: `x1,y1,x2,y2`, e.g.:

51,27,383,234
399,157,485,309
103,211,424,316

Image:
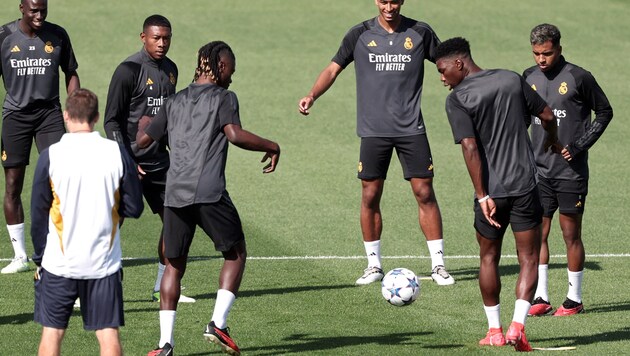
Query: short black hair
65,88,99,124
194,41,235,82
435,37,471,61
530,23,561,47
143,14,171,31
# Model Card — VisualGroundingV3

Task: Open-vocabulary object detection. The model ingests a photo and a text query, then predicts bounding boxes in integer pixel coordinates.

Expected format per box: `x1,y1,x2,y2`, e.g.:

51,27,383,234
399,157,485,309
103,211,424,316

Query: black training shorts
163,194,245,258
474,187,543,240
358,134,434,180
141,168,167,214
34,268,124,330
1,104,65,167
538,177,587,217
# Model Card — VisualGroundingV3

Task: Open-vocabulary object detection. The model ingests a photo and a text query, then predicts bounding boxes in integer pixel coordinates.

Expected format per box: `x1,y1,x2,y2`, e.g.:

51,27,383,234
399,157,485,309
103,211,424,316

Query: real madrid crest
558,82,568,95
531,84,537,91
358,161,363,173
44,41,54,54
404,37,413,50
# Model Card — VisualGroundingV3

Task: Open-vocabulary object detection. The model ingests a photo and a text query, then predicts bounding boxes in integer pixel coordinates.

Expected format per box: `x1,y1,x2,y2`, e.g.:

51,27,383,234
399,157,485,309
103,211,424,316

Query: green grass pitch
1,0,629,354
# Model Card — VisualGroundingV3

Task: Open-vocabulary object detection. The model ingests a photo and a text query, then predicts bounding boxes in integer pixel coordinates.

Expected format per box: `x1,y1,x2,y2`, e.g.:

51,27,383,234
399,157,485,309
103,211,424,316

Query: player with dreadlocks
138,41,281,356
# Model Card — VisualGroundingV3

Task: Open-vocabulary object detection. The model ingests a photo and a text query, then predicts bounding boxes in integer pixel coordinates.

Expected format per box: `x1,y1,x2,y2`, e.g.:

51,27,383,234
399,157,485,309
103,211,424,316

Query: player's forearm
308,62,343,101
460,138,487,199
65,72,80,94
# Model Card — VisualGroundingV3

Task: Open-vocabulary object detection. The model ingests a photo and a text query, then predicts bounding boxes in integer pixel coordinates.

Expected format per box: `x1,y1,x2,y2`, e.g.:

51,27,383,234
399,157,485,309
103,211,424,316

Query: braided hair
194,41,234,83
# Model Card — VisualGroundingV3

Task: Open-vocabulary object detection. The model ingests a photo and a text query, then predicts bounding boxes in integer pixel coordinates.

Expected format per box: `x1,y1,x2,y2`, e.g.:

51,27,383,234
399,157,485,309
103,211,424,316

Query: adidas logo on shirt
146,78,154,85
10,45,20,52
367,40,377,47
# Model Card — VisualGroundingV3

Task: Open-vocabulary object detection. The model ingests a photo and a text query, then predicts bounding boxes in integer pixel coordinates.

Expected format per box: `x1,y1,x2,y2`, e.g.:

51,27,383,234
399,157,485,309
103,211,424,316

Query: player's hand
136,164,146,180
480,198,501,228
261,146,280,173
138,115,153,133
298,96,314,116
561,146,573,161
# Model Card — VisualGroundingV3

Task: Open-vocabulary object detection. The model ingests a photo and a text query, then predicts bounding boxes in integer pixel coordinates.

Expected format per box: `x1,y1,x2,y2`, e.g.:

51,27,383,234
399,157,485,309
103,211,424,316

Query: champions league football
381,268,420,306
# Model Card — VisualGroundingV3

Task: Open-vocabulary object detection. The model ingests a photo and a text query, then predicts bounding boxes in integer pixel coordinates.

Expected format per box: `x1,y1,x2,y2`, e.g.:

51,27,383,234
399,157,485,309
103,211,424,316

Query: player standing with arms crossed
104,15,195,303
0,0,79,274
298,0,454,286
524,23,613,317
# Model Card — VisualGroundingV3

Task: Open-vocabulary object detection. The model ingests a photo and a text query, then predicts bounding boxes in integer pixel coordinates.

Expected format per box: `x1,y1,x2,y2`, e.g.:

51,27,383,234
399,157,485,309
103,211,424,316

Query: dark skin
436,53,561,306
4,0,80,227
298,0,444,250
137,51,280,310
531,40,585,274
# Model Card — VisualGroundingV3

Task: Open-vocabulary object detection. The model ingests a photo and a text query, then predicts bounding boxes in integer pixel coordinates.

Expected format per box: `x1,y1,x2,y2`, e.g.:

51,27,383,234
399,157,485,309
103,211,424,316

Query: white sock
512,299,531,325
159,310,176,348
566,269,583,303
483,304,501,329
534,264,549,302
154,263,166,292
7,223,26,259
211,289,236,329
363,240,381,268
426,239,445,269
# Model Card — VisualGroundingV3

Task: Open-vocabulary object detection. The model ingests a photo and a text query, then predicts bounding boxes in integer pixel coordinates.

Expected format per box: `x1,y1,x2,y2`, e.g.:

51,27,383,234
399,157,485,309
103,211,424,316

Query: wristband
478,195,490,203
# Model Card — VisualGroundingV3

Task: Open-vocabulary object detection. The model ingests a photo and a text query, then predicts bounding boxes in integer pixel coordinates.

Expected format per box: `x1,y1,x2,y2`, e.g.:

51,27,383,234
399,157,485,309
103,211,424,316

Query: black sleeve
0,25,11,79
219,91,242,128
332,23,366,69
410,20,441,63
30,149,53,266
445,94,475,144
104,62,140,146
57,26,78,74
118,145,144,218
567,70,613,156
521,76,548,117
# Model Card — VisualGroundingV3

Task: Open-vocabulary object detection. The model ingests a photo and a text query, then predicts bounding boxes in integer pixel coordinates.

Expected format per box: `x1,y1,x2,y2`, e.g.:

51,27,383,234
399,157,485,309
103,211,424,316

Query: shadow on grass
536,326,630,347
191,283,356,301
0,312,32,325
448,261,602,283
237,331,445,355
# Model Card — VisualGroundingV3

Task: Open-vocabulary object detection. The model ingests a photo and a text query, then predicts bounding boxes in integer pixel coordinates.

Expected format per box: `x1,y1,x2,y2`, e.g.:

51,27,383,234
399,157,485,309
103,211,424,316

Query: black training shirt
145,83,241,207
524,56,612,182
332,16,440,138
0,20,78,113
104,49,177,172
445,69,547,198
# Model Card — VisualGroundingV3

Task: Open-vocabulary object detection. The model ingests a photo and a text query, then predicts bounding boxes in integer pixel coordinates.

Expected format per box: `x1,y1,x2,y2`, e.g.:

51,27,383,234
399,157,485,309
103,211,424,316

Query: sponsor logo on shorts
1,150,7,161
428,164,433,171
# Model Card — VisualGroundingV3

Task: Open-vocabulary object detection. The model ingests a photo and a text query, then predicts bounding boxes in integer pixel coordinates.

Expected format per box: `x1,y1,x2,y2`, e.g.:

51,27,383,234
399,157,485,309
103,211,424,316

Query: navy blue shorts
34,269,124,330
474,187,543,240
163,194,245,258
538,177,587,217
358,134,435,180
1,104,65,167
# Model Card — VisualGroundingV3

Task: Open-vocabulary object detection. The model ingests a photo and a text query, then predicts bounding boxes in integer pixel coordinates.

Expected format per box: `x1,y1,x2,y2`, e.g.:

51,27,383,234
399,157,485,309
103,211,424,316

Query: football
381,268,420,306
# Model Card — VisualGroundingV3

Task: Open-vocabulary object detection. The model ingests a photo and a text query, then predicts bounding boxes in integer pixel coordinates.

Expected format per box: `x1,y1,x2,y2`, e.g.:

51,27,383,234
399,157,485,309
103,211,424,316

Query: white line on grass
3,253,628,263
